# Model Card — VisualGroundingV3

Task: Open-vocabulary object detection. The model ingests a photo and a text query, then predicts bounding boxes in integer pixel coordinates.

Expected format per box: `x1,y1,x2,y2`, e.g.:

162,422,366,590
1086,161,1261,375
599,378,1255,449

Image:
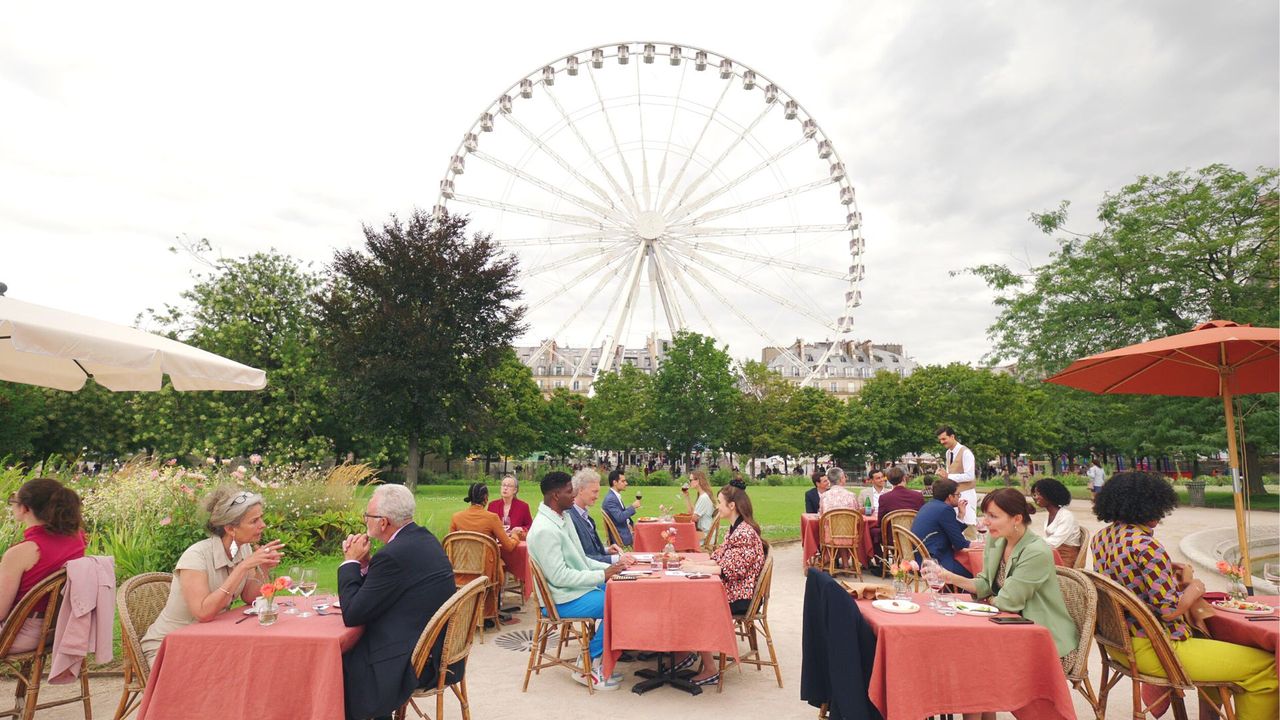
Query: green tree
724,361,795,476
464,349,544,472
541,388,587,461
842,370,926,466
969,164,1279,491
0,384,45,461
781,386,844,470
585,363,655,454
315,210,525,488
651,331,738,468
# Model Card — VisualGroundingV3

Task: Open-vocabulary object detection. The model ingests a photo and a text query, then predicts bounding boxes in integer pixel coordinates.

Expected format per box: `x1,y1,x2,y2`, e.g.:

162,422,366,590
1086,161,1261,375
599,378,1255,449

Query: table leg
632,652,702,695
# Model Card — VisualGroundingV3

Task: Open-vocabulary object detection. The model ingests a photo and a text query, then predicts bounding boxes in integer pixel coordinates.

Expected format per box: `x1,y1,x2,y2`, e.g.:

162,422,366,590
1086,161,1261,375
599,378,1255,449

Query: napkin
841,581,891,600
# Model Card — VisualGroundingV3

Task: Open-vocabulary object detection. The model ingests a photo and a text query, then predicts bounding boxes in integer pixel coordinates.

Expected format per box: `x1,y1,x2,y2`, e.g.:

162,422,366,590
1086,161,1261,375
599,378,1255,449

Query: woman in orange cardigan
449,483,524,621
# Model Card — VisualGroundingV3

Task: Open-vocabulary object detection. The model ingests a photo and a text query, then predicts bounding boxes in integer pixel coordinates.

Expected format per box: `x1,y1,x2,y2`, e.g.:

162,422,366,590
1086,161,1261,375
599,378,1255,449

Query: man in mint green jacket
528,471,627,690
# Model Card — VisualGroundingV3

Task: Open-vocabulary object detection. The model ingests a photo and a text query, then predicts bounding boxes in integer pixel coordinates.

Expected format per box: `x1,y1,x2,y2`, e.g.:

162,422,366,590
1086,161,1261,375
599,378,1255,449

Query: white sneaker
573,669,621,691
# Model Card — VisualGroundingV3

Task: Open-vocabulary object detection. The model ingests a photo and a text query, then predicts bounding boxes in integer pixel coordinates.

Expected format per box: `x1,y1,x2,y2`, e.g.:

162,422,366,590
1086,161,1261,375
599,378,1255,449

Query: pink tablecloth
601,553,738,677
138,608,362,720
859,593,1074,719
1205,595,1279,669
501,541,533,599
633,521,698,552
957,544,1065,575
801,513,874,569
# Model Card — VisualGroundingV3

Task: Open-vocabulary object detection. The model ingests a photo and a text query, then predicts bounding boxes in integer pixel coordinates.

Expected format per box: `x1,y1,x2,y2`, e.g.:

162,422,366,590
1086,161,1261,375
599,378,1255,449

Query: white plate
620,570,650,577
954,602,999,616
632,554,655,563
1212,600,1276,616
872,599,920,614
242,607,259,615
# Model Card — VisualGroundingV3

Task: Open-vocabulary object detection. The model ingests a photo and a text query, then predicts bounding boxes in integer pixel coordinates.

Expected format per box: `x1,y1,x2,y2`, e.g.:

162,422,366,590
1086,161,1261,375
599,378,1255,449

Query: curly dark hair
1093,470,1178,525
1031,478,1072,507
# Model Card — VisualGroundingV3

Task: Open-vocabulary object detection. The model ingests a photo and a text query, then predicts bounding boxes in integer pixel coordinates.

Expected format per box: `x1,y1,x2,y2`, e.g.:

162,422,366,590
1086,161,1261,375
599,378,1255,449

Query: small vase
1228,578,1248,601
892,578,910,599
258,601,279,626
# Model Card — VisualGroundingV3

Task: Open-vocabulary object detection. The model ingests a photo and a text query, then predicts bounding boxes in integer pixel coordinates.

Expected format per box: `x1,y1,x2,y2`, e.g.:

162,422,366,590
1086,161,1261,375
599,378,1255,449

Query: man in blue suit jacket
601,469,640,547
339,484,456,720
568,468,630,563
908,478,973,578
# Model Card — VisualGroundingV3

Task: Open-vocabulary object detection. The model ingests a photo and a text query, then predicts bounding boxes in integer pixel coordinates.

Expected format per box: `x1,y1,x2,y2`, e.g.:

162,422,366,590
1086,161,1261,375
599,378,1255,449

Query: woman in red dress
0,478,86,653
487,474,533,533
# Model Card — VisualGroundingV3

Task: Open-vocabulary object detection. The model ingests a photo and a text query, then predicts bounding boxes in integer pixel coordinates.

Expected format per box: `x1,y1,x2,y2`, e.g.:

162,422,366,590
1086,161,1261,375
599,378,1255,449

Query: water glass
938,593,958,616
296,568,318,618
311,590,335,614
1264,563,1280,587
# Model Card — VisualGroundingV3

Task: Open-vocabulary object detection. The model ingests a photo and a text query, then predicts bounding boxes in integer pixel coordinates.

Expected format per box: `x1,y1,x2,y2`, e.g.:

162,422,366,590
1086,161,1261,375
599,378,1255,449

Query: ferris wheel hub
635,211,667,240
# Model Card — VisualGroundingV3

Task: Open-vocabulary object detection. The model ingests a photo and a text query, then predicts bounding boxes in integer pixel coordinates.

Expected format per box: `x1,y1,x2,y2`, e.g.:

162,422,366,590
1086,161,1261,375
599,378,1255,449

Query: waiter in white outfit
936,426,977,527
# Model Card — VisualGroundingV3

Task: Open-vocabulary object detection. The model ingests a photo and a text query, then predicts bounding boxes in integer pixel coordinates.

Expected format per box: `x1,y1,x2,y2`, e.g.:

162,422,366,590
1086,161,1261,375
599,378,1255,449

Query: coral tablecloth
633,521,699,552
801,513,874,569
501,541,533,599
1205,595,1279,669
138,608,362,720
601,553,738,677
858,593,1074,720
957,544,1064,576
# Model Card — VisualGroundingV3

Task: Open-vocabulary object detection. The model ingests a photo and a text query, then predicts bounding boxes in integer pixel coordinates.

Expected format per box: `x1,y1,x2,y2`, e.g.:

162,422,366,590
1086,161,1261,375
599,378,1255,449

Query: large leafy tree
463,349,544,472
781,385,844,470
842,370,926,466
541,388,587,462
724,361,795,475
585,363,655,454
0,384,45,461
651,331,738,468
969,164,1278,491
315,211,525,488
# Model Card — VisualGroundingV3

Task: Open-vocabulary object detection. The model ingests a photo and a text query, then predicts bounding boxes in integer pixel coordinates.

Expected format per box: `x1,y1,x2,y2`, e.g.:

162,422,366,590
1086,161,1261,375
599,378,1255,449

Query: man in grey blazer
600,469,641,547
568,468,632,564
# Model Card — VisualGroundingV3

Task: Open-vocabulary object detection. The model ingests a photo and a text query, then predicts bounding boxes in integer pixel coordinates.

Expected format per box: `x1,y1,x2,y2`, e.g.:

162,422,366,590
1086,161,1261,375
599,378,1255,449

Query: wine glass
296,568,318,618
281,565,303,613
922,559,944,609
1264,562,1280,589
975,518,989,546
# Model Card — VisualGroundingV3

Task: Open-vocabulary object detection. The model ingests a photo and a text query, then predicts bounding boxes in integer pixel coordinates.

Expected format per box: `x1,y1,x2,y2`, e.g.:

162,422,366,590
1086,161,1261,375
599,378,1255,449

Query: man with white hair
818,466,858,514
339,484,455,720
568,468,632,564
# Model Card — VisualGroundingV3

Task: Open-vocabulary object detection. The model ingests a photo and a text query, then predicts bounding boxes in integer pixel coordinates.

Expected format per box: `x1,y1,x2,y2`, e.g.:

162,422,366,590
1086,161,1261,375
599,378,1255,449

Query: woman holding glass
487,474,533,534
679,469,716,535
140,487,283,662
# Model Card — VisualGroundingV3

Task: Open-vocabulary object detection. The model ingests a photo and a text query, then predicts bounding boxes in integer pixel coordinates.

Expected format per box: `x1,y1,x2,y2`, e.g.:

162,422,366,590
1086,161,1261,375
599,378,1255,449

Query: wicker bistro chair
889,525,931,591
442,532,503,643
599,512,627,551
114,572,174,720
394,577,488,720
701,516,723,554
1054,567,1100,718
1084,570,1245,720
817,509,864,579
0,569,90,720
716,553,782,693
877,509,918,575
1072,528,1090,570
522,558,598,695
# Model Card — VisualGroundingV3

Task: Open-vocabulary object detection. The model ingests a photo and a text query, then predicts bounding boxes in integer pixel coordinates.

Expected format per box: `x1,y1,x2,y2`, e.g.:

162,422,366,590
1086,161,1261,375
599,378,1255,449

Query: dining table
632,520,699,552
1204,595,1279,670
601,552,739,695
500,540,533,599
137,605,362,720
801,512,875,570
957,542,1065,576
858,593,1075,719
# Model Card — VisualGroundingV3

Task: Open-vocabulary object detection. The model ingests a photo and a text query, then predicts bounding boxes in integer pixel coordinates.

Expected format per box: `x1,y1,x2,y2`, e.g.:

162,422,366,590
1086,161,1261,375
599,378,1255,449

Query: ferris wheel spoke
661,248,814,373
670,103,774,215
665,237,848,280
665,243,837,330
586,64,640,211
667,223,847,238
654,62,689,200
649,244,686,332
527,244,638,312
526,250,637,369
665,137,809,224
657,77,735,214
502,112,617,209
674,177,833,227
451,193,615,230
519,241,634,277
543,84,640,219
498,231,630,248
654,245,725,347
637,63,652,210
597,243,650,375
471,150,630,226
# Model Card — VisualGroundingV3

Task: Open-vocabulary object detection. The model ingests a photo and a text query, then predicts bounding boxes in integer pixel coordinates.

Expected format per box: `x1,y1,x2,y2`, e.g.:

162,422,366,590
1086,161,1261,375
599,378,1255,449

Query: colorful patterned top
712,519,765,603
1091,522,1190,641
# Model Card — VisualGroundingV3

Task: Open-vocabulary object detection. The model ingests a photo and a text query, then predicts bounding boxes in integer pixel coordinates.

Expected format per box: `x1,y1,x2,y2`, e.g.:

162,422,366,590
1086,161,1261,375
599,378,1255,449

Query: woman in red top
674,479,765,686
0,478,86,653
486,475,533,533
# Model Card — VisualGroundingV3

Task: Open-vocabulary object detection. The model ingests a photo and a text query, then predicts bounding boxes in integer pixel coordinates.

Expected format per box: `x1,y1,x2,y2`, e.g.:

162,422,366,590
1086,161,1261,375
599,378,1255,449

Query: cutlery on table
235,614,254,624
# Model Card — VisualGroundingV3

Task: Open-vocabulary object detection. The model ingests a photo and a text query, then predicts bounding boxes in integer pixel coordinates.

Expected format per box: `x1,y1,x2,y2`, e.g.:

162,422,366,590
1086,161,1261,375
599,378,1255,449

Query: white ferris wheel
434,42,865,386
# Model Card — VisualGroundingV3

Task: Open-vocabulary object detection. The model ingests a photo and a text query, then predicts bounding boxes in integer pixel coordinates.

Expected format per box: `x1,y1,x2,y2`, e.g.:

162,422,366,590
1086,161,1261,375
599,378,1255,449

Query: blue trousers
555,587,606,659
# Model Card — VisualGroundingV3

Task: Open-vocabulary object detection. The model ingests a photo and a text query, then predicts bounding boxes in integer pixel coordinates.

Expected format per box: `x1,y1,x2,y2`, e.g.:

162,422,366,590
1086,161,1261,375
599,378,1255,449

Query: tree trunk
1244,443,1267,495
405,433,420,490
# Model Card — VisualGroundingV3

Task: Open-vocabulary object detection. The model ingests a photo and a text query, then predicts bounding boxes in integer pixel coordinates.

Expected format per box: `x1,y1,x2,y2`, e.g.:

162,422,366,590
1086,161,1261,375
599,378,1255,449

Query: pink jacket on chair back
50,555,116,684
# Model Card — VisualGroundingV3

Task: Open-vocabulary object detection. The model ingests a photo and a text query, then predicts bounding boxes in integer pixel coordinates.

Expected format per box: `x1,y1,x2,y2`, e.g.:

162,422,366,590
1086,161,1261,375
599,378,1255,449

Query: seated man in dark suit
908,478,972,578
873,466,927,555
600,469,640,547
339,484,457,720
804,471,830,514
568,468,632,564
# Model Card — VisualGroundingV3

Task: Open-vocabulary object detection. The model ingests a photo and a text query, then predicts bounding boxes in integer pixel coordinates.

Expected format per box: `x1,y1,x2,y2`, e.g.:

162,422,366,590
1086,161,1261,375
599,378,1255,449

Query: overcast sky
3,1,1276,366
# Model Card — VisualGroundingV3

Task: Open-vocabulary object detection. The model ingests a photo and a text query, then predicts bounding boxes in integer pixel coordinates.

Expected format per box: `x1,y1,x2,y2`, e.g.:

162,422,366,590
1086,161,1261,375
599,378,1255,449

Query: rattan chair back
1073,528,1090,569
741,553,774,621
701,515,722,553
408,576,487,677
443,531,500,577
527,557,560,621
819,508,863,547
599,512,625,549
113,571,173,720
1054,566,1100,715
890,525,930,589
879,509,917,565
0,567,91,720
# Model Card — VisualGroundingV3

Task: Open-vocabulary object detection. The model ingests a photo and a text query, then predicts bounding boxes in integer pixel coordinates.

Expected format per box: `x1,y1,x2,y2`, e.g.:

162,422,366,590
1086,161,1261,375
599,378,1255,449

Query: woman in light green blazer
939,488,1078,658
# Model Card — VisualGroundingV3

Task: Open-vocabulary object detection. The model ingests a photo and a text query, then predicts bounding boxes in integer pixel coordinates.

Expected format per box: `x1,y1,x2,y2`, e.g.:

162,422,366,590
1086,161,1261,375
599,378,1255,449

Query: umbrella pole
1222,384,1253,594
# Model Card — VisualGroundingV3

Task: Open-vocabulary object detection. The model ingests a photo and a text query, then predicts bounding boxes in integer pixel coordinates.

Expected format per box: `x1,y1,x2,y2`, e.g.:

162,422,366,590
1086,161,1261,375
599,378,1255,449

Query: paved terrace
10,506,1269,719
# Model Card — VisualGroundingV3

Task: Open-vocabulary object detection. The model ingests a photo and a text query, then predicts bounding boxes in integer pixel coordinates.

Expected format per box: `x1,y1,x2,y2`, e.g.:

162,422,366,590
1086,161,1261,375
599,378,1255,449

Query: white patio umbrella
0,294,267,392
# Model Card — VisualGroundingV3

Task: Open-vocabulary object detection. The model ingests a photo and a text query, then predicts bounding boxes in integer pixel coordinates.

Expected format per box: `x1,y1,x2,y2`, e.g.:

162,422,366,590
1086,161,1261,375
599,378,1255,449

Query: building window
553,365,563,376
572,380,580,391
536,366,545,375
792,366,801,377
554,380,563,388
829,382,838,392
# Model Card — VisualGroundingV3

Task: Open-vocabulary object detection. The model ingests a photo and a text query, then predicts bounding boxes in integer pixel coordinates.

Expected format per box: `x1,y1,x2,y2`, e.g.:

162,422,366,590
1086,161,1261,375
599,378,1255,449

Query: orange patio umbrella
1046,320,1279,592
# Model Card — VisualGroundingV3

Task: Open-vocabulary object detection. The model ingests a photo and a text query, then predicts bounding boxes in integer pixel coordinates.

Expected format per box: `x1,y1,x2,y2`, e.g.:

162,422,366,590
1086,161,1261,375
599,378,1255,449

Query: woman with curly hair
1092,471,1276,720
1030,478,1082,567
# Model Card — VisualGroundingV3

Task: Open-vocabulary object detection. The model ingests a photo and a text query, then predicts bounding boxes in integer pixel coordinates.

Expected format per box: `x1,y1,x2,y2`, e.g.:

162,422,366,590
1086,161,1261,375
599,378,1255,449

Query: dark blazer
877,486,925,518
909,499,972,578
804,487,821,514
801,569,882,720
568,505,612,564
339,523,456,720
600,489,636,546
